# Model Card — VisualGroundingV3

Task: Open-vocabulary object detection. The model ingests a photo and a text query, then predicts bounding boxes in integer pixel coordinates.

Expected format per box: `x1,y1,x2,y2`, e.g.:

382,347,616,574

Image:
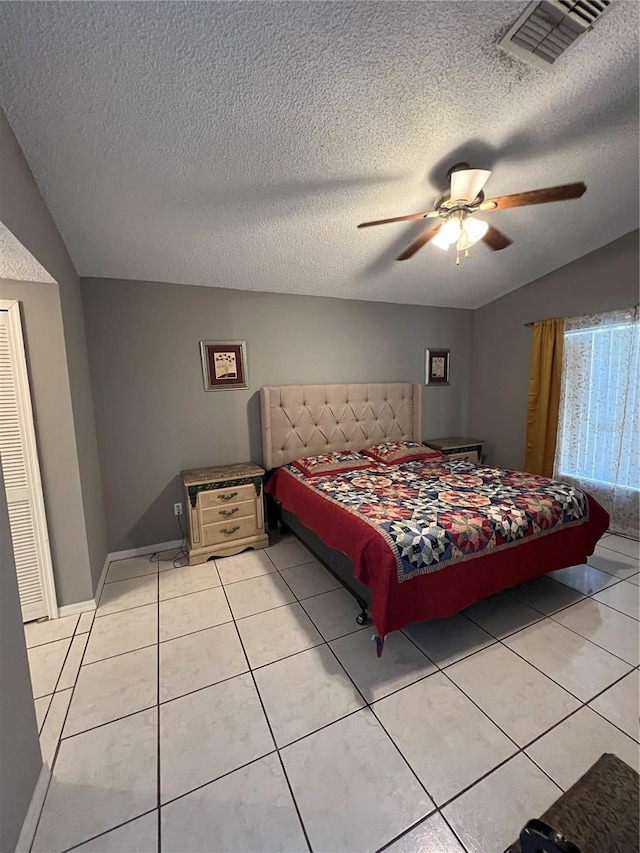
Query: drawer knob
220,507,239,518
221,525,240,536
219,492,238,502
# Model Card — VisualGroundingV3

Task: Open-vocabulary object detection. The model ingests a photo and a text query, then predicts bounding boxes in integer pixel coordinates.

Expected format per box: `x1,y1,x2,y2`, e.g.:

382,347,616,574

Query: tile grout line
25,628,84,651
153,750,278,810
104,568,160,585
438,810,471,853
595,540,640,559
29,601,97,852
81,639,160,668
59,809,159,853
373,813,440,853
37,610,89,729
496,630,637,705
216,571,315,853
33,615,81,732
45,613,82,697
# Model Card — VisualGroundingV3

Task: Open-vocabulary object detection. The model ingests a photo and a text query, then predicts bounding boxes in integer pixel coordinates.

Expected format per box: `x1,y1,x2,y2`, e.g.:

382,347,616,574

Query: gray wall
471,229,640,469
82,278,473,551
0,107,107,598
0,281,96,603
0,462,42,852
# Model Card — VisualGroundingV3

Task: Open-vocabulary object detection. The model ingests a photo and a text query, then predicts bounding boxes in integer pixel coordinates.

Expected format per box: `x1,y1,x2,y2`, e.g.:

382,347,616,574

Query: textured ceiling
0,223,56,284
0,1,638,309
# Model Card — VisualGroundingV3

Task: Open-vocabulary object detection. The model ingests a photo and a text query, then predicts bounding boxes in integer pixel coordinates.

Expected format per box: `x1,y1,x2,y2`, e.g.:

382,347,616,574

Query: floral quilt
286,458,589,582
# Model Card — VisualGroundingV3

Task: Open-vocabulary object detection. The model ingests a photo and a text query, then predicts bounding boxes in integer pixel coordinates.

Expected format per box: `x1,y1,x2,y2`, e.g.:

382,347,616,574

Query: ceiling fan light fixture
431,217,461,250
462,217,489,246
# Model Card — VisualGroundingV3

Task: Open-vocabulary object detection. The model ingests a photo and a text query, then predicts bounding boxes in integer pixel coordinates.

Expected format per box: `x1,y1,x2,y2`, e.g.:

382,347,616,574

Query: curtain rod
525,305,639,329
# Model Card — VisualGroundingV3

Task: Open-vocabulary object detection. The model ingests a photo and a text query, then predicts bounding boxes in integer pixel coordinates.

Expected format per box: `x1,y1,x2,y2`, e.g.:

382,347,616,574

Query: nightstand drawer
198,484,256,508
201,514,258,547
200,499,255,525
448,450,480,463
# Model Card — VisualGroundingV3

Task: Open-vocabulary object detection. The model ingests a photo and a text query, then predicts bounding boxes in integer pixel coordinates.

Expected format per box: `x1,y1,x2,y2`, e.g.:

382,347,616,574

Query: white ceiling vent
498,0,613,69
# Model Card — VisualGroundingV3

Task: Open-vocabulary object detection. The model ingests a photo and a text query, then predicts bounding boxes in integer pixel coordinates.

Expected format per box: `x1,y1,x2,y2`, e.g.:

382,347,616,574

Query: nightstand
424,437,484,464
181,462,269,565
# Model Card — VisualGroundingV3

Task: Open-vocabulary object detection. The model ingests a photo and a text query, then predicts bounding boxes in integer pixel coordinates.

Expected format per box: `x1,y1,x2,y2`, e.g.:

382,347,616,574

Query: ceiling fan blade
450,168,492,204
396,223,442,260
480,182,586,211
482,224,513,251
358,210,439,228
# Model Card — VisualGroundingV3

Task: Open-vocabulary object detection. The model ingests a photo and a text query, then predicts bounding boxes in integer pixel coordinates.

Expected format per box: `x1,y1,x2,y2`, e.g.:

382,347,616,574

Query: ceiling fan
357,163,587,264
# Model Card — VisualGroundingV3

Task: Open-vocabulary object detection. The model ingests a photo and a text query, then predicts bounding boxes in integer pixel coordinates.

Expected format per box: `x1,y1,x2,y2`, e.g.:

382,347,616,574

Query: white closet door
0,307,56,622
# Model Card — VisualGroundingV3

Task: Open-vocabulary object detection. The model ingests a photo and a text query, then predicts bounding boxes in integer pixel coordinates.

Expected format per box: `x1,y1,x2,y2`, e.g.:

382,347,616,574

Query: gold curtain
524,317,565,477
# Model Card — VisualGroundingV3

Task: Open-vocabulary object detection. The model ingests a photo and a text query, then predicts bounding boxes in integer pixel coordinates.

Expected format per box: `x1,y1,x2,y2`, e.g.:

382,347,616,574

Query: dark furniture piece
506,753,639,853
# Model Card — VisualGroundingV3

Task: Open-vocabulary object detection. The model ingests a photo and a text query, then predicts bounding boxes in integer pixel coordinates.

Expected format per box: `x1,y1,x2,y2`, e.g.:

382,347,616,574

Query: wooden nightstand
181,462,269,565
424,437,484,464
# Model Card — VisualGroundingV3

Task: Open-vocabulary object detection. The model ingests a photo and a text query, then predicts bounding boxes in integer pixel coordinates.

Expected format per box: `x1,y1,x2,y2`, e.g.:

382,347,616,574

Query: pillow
362,441,444,465
291,451,373,478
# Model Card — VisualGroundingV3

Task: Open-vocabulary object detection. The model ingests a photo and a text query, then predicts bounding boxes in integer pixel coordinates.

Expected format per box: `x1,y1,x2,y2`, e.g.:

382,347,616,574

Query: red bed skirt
266,468,610,638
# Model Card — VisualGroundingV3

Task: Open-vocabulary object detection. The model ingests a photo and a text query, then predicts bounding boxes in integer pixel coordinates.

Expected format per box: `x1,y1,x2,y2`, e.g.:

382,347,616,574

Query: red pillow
290,451,373,478
362,441,443,465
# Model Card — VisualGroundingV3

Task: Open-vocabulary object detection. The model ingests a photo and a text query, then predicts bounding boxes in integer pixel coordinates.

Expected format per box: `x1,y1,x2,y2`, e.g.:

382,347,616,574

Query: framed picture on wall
425,348,450,386
200,341,248,391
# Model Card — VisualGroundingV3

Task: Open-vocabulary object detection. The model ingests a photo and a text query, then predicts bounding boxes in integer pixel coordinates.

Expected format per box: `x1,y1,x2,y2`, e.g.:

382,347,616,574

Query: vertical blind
554,306,639,536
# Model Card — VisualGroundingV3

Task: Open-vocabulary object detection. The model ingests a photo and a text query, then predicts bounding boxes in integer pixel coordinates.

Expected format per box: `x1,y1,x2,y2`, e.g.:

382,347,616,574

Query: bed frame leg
355,606,369,626
265,493,280,532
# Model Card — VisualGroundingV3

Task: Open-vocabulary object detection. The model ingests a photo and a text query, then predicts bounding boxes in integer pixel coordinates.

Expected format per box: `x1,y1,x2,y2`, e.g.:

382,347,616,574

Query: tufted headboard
260,383,422,470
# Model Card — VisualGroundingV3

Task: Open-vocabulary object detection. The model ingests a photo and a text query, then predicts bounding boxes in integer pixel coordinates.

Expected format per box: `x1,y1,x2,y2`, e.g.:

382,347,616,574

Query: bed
261,382,609,652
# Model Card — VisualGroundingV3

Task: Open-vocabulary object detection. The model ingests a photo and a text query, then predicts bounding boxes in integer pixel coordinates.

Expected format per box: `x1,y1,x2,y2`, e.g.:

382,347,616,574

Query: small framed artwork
425,348,450,385
200,341,248,391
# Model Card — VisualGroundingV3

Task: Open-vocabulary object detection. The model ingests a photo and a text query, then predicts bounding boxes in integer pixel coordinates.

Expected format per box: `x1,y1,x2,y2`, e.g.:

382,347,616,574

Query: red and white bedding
266,458,609,639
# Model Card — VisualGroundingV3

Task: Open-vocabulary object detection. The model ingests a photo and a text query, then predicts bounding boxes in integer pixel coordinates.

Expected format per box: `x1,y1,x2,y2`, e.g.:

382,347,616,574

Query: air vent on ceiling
498,0,613,69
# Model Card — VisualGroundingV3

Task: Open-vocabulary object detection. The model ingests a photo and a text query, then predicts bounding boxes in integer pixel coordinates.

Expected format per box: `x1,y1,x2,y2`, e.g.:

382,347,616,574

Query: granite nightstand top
424,437,484,450
181,462,265,486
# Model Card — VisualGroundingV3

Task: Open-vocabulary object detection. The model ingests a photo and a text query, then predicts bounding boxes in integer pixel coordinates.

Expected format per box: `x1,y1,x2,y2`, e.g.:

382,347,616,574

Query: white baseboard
15,762,50,853
90,552,111,614
108,539,183,562
58,599,96,618
56,538,184,619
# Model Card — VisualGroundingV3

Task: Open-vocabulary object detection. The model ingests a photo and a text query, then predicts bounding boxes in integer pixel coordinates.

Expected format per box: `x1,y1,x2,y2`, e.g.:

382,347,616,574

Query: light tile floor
25,534,639,853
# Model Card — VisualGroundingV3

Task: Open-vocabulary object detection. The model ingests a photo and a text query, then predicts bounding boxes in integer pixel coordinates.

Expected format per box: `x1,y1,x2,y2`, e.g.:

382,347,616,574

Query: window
555,307,639,536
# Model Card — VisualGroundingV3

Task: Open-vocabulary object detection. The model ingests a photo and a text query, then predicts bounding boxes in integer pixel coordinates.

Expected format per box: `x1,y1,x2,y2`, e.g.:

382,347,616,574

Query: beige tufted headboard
260,383,422,470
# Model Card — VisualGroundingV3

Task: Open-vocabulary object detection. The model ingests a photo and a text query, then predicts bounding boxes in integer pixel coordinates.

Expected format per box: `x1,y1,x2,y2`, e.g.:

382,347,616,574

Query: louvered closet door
0,310,50,621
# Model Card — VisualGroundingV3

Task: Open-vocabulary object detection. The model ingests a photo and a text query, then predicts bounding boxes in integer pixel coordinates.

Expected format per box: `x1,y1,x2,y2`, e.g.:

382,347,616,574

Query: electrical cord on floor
148,513,189,568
